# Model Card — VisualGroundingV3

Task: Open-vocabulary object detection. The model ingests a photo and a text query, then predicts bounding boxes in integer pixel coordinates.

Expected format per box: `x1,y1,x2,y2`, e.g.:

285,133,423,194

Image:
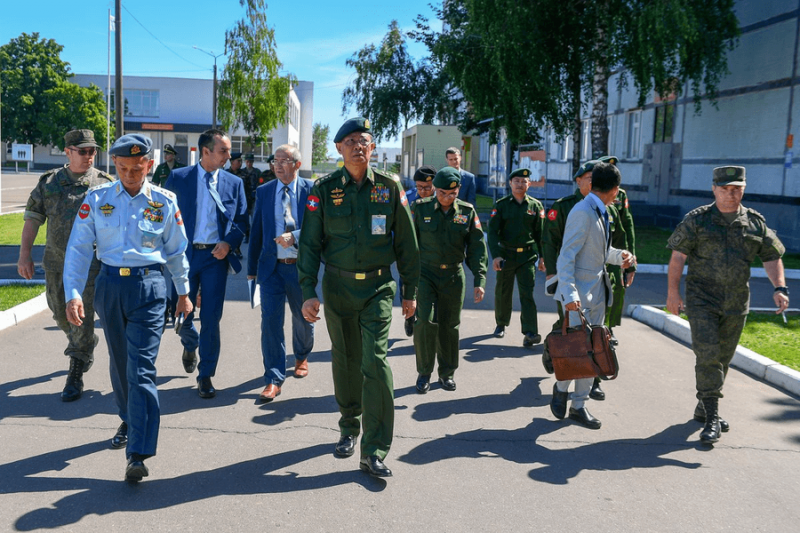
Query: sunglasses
70,147,97,156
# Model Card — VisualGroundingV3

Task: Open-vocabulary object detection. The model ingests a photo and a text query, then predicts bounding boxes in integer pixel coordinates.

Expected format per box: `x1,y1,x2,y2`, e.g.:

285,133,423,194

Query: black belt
325,265,388,280
499,243,533,253
101,263,162,276
193,243,217,250
278,258,297,264
423,261,462,270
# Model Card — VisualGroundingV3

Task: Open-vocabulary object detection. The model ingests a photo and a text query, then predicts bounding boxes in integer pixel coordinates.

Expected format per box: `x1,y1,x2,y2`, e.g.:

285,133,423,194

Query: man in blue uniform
64,134,192,483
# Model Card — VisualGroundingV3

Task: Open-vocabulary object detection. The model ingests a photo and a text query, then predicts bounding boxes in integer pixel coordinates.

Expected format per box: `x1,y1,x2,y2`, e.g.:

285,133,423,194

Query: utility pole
193,46,224,128
114,0,123,139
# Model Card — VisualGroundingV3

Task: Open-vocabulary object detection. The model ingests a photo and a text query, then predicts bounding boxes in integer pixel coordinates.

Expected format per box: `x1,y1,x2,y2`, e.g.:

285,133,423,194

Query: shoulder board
151,185,177,201
317,171,342,185
745,207,766,223
373,168,400,182
496,195,512,204
94,169,115,181
38,168,61,182
88,181,116,193
455,199,474,209
417,196,435,205
686,204,713,218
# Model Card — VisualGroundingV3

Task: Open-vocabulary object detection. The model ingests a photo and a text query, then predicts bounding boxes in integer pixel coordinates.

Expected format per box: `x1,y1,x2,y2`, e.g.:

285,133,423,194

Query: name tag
372,215,386,235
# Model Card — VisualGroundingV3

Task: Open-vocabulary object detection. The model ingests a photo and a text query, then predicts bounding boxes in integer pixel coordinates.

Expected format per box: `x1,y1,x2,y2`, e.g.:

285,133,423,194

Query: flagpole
107,8,112,174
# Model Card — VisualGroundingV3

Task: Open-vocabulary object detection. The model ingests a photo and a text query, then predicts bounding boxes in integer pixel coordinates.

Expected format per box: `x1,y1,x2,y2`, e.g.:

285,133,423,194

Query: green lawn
0,284,46,312
739,312,800,372
0,213,46,245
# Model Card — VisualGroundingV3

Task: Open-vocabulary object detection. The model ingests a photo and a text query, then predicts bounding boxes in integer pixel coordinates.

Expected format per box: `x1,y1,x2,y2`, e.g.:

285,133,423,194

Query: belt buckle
355,272,366,280
440,264,448,269
119,268,131,276
516,247,524,252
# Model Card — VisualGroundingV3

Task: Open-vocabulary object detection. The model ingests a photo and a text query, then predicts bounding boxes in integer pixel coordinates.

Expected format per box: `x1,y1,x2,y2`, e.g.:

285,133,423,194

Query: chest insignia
453,214,468,224
99,203,115,217
143,207,164,223
333,198,343,206
371,185,391,203
148,200,164,208
423,216,432,223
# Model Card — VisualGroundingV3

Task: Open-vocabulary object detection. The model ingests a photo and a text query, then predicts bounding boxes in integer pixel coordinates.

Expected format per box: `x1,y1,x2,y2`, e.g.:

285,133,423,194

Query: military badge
175,210,183,225
474,215,482,229
100,203,115,217
333,198,343,206
547,209,557,221
371,186,391,203
624,198,629,209
400,190,408,206
307,195,320,211
527,207,535,216
539,209,545,218
424,216,432,223
143,208,164,223
453,214,468,224
148,200,164,208
78,203,91,219
490,208,497,218
131,145,141,155
364,119,370,129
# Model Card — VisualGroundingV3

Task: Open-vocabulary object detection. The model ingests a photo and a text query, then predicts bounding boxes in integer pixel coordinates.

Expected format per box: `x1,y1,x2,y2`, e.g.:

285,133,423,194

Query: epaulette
373,169,402,187
316,171,342,185
88,181,116,193
685,204,713,218
416,196,436,206
745,207,766,223
455,198,474,209
152,185,177,201
552,193,578,206
38,168,60,182
495,195,513,204
96,169,114,181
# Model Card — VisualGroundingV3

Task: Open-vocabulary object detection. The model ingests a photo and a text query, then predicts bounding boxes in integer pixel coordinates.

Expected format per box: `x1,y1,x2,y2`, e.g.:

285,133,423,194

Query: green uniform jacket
612,187,636,269
411,197,488,288
542,189,584,275
24,165,114,272
607,201,636,273
667,203,784,315
297,166,420,301
487,194,545,262
152,161,185,187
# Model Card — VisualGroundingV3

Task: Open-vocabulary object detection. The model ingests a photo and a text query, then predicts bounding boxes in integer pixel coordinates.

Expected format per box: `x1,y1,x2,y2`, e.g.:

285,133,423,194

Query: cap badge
130,145,141,155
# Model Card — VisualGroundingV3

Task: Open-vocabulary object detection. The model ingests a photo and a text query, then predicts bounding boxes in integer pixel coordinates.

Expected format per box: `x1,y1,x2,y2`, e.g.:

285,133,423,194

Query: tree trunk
591,26,610,159
571,86,582,178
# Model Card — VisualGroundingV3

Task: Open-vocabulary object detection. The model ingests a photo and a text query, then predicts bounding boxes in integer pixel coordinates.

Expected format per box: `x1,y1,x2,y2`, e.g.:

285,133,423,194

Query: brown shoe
294,359,309,378
259,384,281,402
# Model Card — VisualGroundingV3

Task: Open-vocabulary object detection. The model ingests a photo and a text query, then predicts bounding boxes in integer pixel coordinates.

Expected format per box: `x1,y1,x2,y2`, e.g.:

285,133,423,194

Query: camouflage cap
244,153,255,161
110,134,152,157
163,144,178,155
413,164,437,182
334,117,372,143
64,129,100,149
598,155,619,166
230,152,242,161
713,166,746,186
433,166,461,189
508,168,532,180
573,159,600,180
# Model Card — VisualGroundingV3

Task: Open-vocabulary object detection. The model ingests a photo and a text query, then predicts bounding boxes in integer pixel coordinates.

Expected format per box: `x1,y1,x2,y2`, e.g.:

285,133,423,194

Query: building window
231,135,273,162
626,111,641,159
581,119,591,160
653,104,674,143
109,89,160,118
562,135,572,161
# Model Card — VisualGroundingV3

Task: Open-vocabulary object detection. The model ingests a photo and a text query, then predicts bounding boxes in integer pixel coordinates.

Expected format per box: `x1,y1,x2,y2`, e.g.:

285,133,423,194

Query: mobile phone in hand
174,312,185,334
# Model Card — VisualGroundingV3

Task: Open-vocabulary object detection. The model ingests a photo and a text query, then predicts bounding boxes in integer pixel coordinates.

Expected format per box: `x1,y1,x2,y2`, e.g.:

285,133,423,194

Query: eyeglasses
273,158,296,165
436,190,458,199
343,138,372,148
70,147,97,156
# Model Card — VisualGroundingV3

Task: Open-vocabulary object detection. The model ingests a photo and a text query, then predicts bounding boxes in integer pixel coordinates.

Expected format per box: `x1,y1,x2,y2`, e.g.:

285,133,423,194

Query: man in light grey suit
550,162,635,429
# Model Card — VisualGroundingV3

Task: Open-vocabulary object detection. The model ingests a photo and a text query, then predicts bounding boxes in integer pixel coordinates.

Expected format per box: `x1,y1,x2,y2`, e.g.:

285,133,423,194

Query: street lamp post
193,46,225,128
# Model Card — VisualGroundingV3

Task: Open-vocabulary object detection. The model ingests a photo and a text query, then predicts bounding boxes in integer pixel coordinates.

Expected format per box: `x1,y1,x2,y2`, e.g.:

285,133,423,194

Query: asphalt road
1,171,40,214
1,244,799,532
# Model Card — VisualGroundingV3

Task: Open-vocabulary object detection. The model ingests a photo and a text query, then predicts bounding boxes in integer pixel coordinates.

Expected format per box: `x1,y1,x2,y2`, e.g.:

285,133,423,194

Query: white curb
0,292,48,332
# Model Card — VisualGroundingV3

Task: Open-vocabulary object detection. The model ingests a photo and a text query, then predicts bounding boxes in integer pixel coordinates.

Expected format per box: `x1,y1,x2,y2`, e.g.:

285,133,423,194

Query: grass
0,284,46,312
0,213,47,246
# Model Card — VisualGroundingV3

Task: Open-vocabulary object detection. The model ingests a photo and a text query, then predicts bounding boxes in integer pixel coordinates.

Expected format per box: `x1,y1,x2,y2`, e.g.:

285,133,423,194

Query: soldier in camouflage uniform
298,117,419,478
151,144,184,187
667,166,789,445
411,166,488,393
17,129,114,402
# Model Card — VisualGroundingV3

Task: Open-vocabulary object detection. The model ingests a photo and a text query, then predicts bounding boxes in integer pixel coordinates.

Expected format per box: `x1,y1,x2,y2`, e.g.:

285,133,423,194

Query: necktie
602,210,610,249
282,186,296,232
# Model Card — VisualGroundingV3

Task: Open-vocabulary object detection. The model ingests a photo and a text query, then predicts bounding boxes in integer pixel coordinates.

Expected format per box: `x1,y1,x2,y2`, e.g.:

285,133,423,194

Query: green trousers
604,265,626,328
45,268,100,366
688,308,746,399
494,258,538,334
414,265,466,380
322,270,395,460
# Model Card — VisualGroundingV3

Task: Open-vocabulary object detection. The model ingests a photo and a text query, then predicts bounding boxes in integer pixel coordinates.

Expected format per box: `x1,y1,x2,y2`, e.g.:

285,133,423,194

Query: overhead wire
120,3,207,70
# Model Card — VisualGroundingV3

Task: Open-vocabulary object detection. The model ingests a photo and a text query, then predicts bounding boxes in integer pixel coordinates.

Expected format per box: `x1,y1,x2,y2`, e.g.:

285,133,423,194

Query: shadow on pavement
412,377,546,421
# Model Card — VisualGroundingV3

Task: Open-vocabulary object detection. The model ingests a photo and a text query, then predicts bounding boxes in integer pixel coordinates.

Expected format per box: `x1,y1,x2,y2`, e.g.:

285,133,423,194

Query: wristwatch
774,286,790,296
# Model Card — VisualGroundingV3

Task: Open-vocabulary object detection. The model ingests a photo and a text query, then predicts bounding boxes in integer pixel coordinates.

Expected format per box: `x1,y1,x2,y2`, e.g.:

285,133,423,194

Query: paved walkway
1,250,799,532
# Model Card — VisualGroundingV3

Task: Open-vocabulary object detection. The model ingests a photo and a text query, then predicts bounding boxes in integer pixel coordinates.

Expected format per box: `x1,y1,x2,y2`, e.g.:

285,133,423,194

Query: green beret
414,165,437,182
598,155,619,166
573,159,600,180
713,166,746,186
433,166,461,189
110,134,152,157
266,154,274,163
64,129,100,148
508,168,532,180
244,153,255,161
230,152,242,161
334,117,372,143
163,144,178,155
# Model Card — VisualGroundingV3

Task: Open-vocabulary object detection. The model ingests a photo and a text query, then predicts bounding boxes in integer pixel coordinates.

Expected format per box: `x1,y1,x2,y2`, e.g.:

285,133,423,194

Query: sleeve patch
306,195,320,211
490,208,497,218
175,210,183,225
78,203,91,219
539,209,545,219
547,209,557,221
474,215,482,230
400,189,408,206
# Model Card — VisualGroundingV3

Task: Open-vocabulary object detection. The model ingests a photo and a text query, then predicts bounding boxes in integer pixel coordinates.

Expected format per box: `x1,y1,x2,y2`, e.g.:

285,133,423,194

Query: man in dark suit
445,147,476,205
165,128,249,399
247,144,315,402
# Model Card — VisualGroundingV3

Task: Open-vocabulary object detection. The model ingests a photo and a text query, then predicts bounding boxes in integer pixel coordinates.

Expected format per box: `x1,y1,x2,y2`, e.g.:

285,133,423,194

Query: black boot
694,400,729,432
61,357,85,402
700,397,721,444
590,377,605,401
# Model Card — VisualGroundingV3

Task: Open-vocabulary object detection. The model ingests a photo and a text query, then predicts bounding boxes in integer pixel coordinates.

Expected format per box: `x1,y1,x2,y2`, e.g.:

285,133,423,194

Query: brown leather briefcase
544,309,619,381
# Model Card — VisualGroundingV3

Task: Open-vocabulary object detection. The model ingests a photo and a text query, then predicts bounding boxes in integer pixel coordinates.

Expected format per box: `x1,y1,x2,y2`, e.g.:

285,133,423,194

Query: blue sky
1,0,442,154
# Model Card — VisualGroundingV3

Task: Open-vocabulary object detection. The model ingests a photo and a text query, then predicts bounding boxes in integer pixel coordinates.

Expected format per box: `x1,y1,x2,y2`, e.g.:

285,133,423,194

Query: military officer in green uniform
241,153,261,213
411,166,487,393
17,129,114,403
298,117,419,478
151,144,184,187
487,168,546,347
667,166,789,445
258,154,276,186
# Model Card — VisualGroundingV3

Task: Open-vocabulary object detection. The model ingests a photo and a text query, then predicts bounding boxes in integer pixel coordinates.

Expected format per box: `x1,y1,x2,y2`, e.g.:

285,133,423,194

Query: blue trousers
259,262,314,386
180,248,229,379
94,267,165,459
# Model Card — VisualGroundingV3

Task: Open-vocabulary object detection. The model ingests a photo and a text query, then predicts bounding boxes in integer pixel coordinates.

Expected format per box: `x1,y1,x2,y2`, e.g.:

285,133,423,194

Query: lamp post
193,46,225,128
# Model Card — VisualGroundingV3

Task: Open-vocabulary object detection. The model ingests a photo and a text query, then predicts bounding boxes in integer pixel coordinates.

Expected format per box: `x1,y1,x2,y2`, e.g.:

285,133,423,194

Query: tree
218,0,295,146
312,123,330,165
0,32,112,149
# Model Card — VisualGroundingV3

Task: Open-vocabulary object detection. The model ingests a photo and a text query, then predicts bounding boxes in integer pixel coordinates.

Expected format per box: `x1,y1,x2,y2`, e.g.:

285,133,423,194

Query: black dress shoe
197,377,216,399
182,349,197,374
522,332,542,348
359,455,392,477
111,422,128,449
416,374,430,394
334,435,357,457
493,325,505,338
590,378,606,401
694,401,730,432
569,406,602,429
439,377,456,391
125,455,149,483
404,317,415,337
550,383,568,419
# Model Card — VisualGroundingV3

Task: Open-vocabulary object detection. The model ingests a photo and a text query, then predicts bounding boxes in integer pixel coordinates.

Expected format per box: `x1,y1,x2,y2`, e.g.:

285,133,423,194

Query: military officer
411,166,487,393
258,154,276,186
151,144,184,187
241,153,260,213
17,129,114,402
403,164,437,337
229,152,244,176
63,134,192,482
487,168,546,347
667,166,788,445
298,117,419,478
